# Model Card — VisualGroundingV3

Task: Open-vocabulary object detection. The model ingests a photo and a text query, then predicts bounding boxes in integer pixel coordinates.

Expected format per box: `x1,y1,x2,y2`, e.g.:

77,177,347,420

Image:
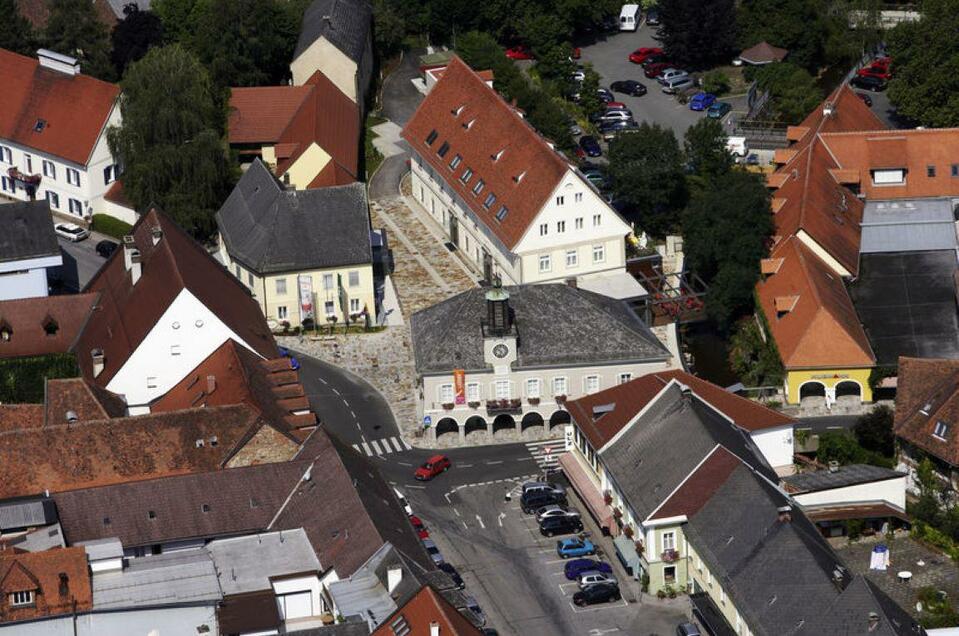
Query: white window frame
592,244,606,263
10,590,34,607
934,420,949,440
324,300,335,317
592,213,602,226
349,297,361,313
467,382,481,401
575,217,583,230
66,167,80,186
584,375,600,394
662,531,676,551
46,191,59,209
42,160,56,179
539,223,548,236
494,379,510,399
68,198,82,215
872,168,905,185
147,376,157,389
526,378,541,398
552,376,568,396
277,305,288,320
275,278,287,295
557,220,565,233
323,273,334,290
0,146,10,164
618,372,632,384
566,250,578,268
439,383,454,403
574,192,583,202
539,254,551,273
348,270,360,287
556,195,564,205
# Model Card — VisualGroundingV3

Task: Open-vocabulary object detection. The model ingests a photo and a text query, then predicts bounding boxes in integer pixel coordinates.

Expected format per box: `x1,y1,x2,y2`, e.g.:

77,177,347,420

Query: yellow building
216,160,377,329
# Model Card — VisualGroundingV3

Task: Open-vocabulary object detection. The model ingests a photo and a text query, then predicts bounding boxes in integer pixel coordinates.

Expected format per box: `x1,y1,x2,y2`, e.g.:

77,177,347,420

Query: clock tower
482,282,518,372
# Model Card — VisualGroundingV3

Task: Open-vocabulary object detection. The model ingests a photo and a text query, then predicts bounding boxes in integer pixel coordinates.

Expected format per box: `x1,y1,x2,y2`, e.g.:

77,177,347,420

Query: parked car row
850,55,892,92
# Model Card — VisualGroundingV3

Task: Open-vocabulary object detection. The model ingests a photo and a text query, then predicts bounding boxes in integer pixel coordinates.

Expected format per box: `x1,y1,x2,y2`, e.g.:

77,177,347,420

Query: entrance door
449,213,459,247
482,250,493,282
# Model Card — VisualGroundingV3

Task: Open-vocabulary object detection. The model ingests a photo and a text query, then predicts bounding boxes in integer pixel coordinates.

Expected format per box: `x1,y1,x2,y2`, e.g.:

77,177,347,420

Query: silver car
54,222,90,242
658,68,688,84
662,77,694,94
579,570,618,589
536,505,581,522
599,110,634,123
422,538,444,565
522,481,566,496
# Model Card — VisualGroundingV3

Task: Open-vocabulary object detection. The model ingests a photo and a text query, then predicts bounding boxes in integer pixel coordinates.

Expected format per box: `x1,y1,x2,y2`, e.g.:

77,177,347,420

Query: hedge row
91,214,134,240
0,353,79,403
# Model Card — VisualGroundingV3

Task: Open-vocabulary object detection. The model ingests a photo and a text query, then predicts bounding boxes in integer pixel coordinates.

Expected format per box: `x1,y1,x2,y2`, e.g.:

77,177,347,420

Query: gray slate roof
3,522,65,552
207,529,321,596
860,198,958,254
91,550,222,610
796,576,925,636
410,284,670,375
783,464,905,493
0,200,59,264
217,160,372,274
0,497,57,531
599,384,776,521
295,0,372,63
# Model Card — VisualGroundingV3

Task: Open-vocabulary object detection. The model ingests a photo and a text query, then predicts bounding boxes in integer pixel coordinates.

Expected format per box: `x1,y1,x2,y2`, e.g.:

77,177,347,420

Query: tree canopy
111,4,165,77
659,0,737,69
752,62,822,124
0,0,36,56
607,123,687,237
737,0,829,72
107,45,235,239
887,0,959,127
853,405,895,457
683,118,733,187
44,0,115,80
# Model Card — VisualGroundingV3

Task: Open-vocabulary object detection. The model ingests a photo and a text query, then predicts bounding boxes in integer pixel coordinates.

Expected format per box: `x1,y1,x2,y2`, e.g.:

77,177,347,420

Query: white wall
273,574,326,621
749,425,795,470
794,476,906,509
106,289,263,410
0,267,53,300
0,607,218,636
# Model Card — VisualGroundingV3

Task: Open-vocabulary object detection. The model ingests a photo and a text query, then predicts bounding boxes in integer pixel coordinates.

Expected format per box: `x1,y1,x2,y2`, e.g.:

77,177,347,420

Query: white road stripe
402,438,412,450
361,442,372,455
370,439,384,455
352,444,361,452
390,437,403,452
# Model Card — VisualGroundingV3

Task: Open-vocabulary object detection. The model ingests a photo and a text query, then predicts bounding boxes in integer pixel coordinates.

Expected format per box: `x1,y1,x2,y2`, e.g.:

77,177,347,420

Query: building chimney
206,374,216,394
37,49,80,76
484,280,512,336
387,566,403,593
91,348,105,378
777,505,792,523
151,226,163,245
430,622,440,636
565,277,578,289
828,460,840,473
58,572,69,597
823,102,835,118
130,250,142,285
122,235,136,270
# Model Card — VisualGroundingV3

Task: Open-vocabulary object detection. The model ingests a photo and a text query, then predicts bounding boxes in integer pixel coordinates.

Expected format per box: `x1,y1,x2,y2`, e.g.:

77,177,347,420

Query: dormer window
491,149,504,162
463,118,476,130
449,154,462,170
42,316,59,336
10,590,34,607
437,142,450,158
513,171,526,184
452,105,464,117
934,420,949,440
425,129,438,145
872,168,905,185
495,205,508,221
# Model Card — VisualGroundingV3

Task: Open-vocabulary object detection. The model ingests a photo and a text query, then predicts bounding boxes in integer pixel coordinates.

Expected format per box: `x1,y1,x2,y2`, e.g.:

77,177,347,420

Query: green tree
44,0,115,80
373,0,407,59
659,0,737,69
456,30,504,72
111,4,164,77
727,317,784,387
607,123,686,237
577,65,604,121
527,96,574,151
683,118,732,185
703,70,731,95
887,0,959,127
682,170,772,327
0,0,36,56
817,431,862,465
108,45,235,238
151,0,201,43
853,405,894,457
737,0,828,72
753,62,822,124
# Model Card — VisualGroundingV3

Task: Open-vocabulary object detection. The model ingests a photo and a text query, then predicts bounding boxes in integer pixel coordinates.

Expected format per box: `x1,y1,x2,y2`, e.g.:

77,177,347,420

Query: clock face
492,344,509,359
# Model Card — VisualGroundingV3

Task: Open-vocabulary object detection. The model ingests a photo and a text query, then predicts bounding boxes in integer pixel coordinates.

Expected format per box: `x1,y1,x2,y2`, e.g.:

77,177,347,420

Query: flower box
468,401,480,409
603,491,613,505
528,397,540,405
623,525,634,539
613,507,623,519
661,549,679,563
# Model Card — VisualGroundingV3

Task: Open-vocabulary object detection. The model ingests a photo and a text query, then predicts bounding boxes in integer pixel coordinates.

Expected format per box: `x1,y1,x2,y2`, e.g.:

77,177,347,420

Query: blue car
579,135,602,158
556,538,596,559
707,101,732,119
564,559,613,580
278,347,300,370
689,92,716,111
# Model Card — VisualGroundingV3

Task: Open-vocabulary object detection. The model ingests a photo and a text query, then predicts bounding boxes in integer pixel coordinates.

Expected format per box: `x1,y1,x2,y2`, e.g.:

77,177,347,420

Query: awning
613,534,643,580
577,270,648,300
690,592,737,636
558,453,614,529
802,501,909,523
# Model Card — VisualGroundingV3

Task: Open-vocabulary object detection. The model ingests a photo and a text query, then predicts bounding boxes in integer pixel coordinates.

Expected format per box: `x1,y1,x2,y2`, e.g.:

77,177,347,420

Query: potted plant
603,491,613,506
468,400,480,409
510,398,522,408
613,507,623,520
623,525,634,539
656,589,666,600
634,539,644,555
528,396,540,405
442,402,454,411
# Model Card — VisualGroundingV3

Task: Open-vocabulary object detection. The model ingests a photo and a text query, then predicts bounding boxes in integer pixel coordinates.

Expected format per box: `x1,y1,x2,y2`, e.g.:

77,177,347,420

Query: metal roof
91,550,222,610
81,537,124,562
783,464,904,493
0,497,56,531
860,198,958,254
207,529,321,596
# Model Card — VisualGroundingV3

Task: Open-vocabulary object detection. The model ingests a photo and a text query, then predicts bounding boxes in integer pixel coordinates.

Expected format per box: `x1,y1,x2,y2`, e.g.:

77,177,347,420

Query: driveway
51,231,113,292
578,27,706,141
381,49,424,127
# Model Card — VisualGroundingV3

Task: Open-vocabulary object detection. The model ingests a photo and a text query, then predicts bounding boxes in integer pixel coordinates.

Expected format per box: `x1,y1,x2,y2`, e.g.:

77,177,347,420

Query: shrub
0,354,79,403
91,214,134,239
703,70,731,95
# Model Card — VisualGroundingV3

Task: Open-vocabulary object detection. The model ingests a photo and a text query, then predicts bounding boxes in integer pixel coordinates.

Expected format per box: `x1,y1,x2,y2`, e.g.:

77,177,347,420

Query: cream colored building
216,160,376,329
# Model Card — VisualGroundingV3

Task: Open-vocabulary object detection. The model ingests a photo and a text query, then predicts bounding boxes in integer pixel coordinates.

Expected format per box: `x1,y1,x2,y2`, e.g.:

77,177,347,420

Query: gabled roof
566,369,795,450
648,445,742,520
401,56,571,250
295,0,372,64
229,70,359,183
796,576,925,636
372,585,484,636
894,356,959,467
0,293,98,359
75,208,278,387
0,200,59,264
0,547,92,623
410,284,669,375
216,160,371,274
0,48,119,165
43,378,127,423
756,236,874,369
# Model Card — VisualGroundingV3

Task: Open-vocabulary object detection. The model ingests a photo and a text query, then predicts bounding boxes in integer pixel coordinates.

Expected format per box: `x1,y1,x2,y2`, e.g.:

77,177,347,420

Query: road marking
341,398,350,407
402,438,412,450
453,507,460,517
370,439,383,455
350,409,356,418
544,559,567,564
444,492,452,503
516,457,534,461
459,463,474,467
397,461,412,467
475,515,486,529
332,388,340,395
318,378,327,384
589,629,622,635
462,521,469,530
486,460,503,465
390,437,403,452
404,484,426,490
498,512,505,527
361,442,372,455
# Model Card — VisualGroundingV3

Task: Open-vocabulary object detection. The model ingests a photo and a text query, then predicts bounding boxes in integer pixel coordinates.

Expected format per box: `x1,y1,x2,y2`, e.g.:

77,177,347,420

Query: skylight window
449,154,462,170
437,142,450,158
495,205,508,221
460,167,473,184
425,129,438,145
513,171,526,184
483,192,497,209
452,105,464,117
462,119,476,130
33,119,46,133
472,179,485,195
934,420,949,440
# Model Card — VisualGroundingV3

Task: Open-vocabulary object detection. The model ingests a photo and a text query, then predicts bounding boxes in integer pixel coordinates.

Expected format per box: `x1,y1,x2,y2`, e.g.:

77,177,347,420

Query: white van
726,136,748,158
620,4,641,31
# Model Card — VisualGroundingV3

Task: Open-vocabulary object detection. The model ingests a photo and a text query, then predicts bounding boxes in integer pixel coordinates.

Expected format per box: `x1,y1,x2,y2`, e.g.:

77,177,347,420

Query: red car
606,101,627,110
644,62,671,79
628,47,662,64
857,65,892,81
409,515,430,539
570,47,582,60
506,45,534,60
414,454,451,481
872,56,892,70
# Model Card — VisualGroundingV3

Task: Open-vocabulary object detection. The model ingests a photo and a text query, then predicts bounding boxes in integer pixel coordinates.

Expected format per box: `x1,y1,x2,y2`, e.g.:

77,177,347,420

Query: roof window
33,119,46,133
483,192,497,209
472,179,485,195
934,420,949,440
513,171,526,184
463,118,476,130
459,167,473,184
451,105,464,117
425,129,438,145
148,510,157,520
201,504,211,513
0,320,12,341
42,317,59,336
491,149,504,161
437,142,450,158
495,205,508,221
449,154,462,170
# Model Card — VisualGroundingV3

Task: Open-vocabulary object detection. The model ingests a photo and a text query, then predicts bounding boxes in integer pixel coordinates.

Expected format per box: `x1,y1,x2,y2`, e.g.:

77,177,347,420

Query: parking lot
404,476,688,636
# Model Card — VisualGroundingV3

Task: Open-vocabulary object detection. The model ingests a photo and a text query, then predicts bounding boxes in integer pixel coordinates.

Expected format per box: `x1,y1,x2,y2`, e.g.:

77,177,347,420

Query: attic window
0,321,11,341
33,119,46,133
449,154,462,170
483,192,497,209
934,420,949,440
102,517,111,526
10,590,34,607
472,179,485,195
437,142,450,158
148,510,157,520
774,295,799,318
495,205,509,221
42,317,59,336
201,504,211,513
462,118,476,130
459,167,473,184
209,436,218,447
249,498,259,509
425,129,438,145
451,105,464,117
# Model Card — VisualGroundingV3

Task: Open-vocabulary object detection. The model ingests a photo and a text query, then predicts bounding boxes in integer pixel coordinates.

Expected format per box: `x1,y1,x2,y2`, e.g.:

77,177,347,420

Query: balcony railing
661,549,680,563
486,398,522,414
7,167,41,186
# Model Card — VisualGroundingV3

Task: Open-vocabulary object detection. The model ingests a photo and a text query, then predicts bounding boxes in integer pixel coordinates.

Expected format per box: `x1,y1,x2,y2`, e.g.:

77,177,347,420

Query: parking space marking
475,515,486,529
568,599,629,614
397,461,412,467
452,507,460,516
543,559,567,565
332,388,340,395
459,463,474,467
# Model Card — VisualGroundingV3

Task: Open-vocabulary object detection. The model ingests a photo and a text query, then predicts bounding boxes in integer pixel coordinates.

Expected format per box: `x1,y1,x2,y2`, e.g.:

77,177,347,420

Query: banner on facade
453,369,466,405
298,274,314,323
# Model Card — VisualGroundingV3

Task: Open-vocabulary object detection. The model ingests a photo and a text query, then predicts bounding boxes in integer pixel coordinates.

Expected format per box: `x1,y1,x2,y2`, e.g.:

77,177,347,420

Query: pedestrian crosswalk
525,439,566,469
353,436,412,456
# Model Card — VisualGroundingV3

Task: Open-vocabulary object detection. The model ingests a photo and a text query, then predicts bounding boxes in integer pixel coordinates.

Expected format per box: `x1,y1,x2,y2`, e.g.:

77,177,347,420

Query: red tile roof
0,293,98,359
75,208,278,388
756,237,874,369
648,446,743,520
103,179,132,207
401,55,570,250
566,369,795,450
0,547,92,623
228,70,359,185
43,378,126,423
0,49,119,165
372,585,484,636
894,356,959,467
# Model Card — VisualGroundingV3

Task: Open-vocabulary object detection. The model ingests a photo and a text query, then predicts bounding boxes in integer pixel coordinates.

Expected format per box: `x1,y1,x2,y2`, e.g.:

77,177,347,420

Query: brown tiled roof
894,356,959,467
217,590,282,634
0,49,119,165
0,405,43,433
43,378,126,423
0,293,98,359
228,70,359,184
151,339,315,435
739,41,788,64
648,446,743,520
401,55,570,250
75,208,278,388
0,403,266,498
372,585,484,636
818,128,959,200
0,547,92,623
756,237,874,369
566,369,795,450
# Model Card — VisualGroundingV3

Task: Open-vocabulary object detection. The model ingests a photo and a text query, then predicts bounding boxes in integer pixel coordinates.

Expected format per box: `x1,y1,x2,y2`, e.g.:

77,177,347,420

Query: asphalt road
796,415,859,432
52,231,113,292
369,148,410,200
380,49,424,126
